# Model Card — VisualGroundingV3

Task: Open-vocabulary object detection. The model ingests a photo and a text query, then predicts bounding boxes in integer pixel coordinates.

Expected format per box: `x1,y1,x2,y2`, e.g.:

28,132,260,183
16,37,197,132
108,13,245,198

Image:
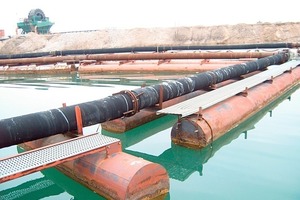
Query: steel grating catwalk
0,133,119,182
157,60,300,117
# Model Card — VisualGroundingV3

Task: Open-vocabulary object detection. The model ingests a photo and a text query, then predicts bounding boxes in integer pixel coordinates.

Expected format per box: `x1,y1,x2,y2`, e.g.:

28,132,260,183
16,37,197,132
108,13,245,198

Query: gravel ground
0,22,300,54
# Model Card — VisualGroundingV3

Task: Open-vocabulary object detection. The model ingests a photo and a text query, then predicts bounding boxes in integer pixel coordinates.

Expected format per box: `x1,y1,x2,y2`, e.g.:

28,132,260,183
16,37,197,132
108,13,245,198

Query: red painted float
171,66,300,148
20,134,169,200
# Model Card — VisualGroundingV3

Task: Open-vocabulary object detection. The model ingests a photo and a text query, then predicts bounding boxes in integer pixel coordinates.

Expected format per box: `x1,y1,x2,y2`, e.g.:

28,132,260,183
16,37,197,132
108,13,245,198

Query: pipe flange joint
114,90,140,117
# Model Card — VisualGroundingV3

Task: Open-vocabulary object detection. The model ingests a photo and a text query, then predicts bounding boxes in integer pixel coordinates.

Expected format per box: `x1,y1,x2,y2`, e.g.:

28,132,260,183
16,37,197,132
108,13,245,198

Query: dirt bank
0,22,300,54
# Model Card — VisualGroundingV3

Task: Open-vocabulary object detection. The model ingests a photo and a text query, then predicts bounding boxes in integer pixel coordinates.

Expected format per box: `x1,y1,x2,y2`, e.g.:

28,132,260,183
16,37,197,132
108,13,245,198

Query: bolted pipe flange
113,90,140,117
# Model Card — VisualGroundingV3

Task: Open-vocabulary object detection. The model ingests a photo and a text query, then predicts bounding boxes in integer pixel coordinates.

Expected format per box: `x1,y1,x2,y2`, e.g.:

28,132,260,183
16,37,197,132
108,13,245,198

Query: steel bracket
286,67,293,74
75,105,83,135
200,59,210,65
105,142,122,158
241,87,248,97
158,59,171,65
119,60,135,65
209,84,217,90
113,90,141,117
197,107,203,120
79,60,97,65
62,103,83,136
266,76,274,84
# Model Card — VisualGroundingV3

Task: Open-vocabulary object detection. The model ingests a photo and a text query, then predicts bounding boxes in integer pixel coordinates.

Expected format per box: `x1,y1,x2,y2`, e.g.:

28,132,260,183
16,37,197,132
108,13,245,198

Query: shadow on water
39,167,105,200
106,85,299,182
102,115,178,148
0,177,64,200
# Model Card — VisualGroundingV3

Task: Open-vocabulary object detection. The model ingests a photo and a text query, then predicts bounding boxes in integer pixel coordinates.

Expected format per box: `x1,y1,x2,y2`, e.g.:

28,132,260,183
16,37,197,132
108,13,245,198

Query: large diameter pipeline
0,53,288,148
0,42,298,59
0,51,274,66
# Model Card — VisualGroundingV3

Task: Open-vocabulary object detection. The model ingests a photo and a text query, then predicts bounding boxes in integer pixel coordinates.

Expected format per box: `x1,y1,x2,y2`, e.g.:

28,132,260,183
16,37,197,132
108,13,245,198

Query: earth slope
0,22,299,54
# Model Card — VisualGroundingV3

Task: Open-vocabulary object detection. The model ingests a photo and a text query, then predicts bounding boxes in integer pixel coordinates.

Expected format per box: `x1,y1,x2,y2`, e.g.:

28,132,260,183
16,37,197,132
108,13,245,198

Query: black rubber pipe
0,43,297,59
0,53,289,148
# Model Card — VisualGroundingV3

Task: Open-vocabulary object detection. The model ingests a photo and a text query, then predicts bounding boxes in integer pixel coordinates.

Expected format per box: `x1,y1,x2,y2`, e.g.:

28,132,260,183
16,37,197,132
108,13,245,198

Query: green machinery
17,9,54,34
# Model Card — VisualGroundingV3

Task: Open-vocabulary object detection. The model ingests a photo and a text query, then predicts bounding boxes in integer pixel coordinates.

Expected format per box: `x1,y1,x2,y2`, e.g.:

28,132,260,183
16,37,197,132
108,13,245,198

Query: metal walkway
0,134,119,183
157,60,300,117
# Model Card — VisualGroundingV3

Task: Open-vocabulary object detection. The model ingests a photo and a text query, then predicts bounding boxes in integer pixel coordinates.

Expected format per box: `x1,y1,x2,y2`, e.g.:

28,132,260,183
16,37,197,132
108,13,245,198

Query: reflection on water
0,72,190,87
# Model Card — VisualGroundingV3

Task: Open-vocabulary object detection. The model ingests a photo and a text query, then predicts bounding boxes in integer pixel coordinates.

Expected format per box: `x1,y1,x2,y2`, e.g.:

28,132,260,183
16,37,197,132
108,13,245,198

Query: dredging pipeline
0,51,274,66
171,65,300,149
0,42,298,59
0,53,288,148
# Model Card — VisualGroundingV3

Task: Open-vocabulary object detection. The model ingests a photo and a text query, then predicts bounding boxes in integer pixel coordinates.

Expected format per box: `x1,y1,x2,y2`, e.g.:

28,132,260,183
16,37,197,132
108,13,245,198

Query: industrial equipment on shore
17,9,54,34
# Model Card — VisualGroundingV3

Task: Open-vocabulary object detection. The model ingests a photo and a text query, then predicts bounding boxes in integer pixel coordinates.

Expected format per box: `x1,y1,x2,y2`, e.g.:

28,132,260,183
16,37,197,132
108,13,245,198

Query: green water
0,75,299,200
